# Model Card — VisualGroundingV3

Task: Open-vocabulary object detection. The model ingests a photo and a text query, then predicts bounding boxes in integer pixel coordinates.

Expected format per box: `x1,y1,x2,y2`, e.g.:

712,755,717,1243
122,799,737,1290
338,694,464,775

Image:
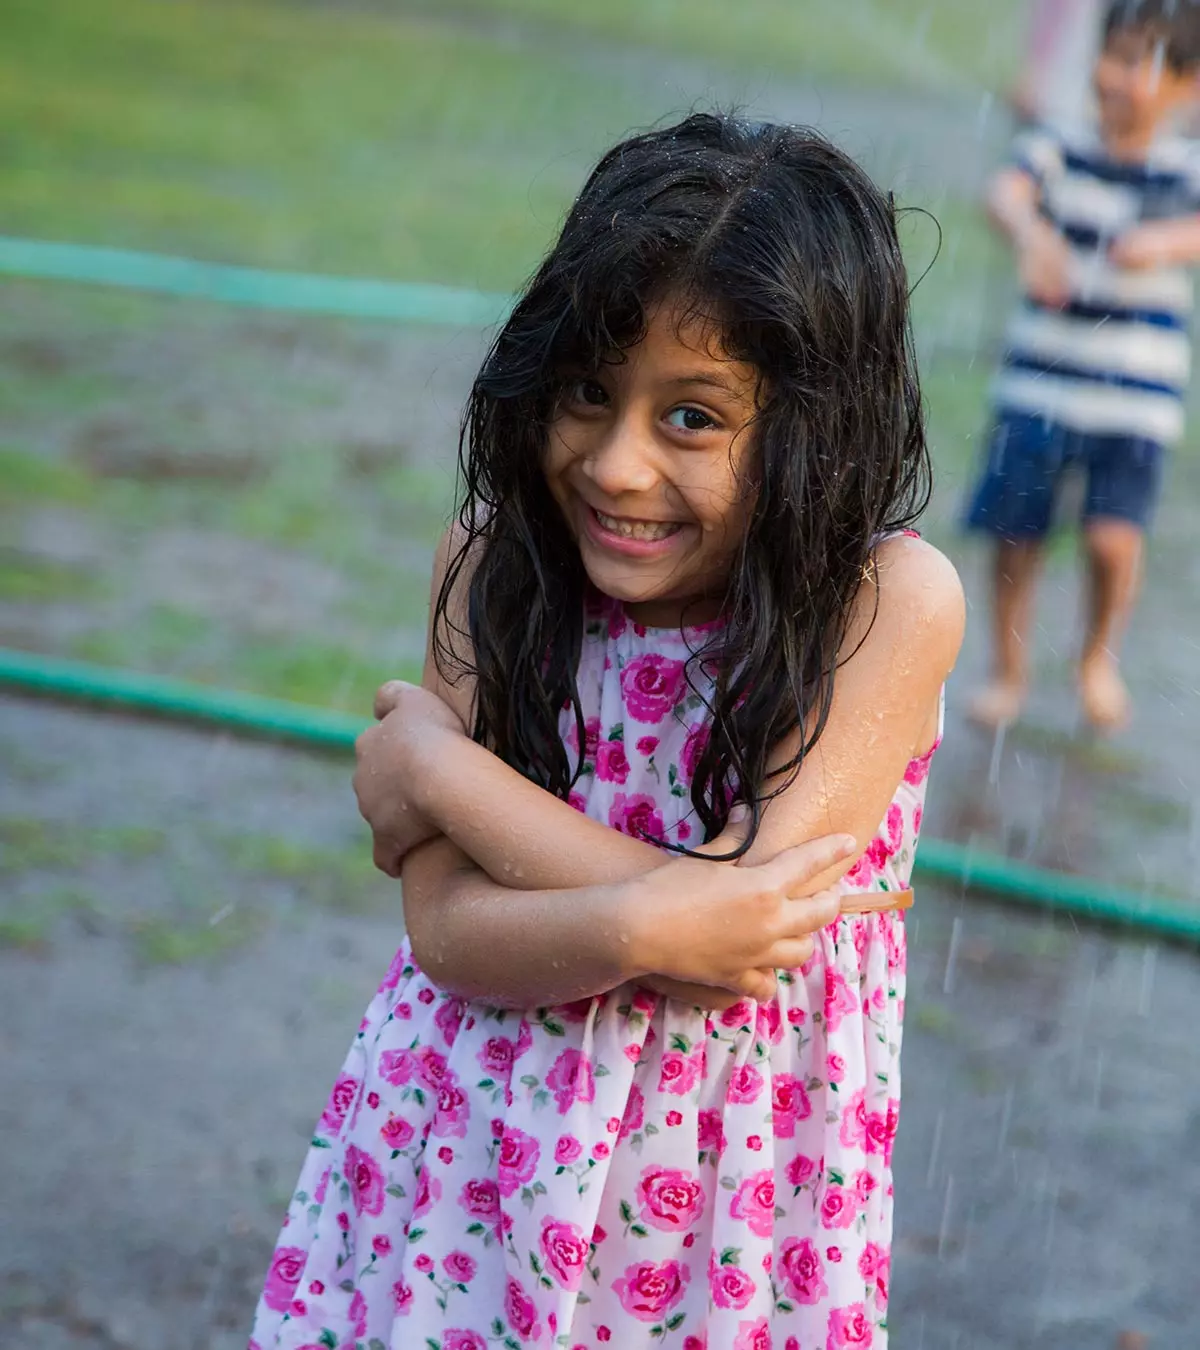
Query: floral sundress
250,592,940,1350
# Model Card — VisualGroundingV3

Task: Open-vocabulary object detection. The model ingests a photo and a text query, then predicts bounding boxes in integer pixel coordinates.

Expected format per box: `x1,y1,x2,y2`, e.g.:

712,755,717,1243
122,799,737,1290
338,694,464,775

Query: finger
372,837,404,879
733,968,777,1002
778,888,842,938
373,679,412,722
755,833,857,894
767,936,817,972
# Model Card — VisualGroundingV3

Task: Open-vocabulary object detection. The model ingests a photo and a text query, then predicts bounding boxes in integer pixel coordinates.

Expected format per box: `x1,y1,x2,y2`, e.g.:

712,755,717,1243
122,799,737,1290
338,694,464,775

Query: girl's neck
598,588,726,631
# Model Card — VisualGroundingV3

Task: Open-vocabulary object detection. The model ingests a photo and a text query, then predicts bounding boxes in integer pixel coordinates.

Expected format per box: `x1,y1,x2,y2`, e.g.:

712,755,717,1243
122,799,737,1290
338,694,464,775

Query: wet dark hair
1104,0,1200,71
436,112,930,851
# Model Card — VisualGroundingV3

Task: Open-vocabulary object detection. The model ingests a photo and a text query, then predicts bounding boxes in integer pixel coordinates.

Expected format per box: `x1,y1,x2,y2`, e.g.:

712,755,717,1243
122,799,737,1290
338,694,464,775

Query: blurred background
1,2,1197,1347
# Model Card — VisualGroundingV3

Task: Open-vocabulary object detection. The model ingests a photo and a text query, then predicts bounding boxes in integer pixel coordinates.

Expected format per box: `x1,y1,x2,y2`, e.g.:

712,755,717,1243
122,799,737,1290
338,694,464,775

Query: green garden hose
1,646,1196,944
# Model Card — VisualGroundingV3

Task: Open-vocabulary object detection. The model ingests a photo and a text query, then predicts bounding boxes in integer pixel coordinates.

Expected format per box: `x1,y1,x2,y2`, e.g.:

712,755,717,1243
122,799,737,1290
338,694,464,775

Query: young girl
250,114,964,1350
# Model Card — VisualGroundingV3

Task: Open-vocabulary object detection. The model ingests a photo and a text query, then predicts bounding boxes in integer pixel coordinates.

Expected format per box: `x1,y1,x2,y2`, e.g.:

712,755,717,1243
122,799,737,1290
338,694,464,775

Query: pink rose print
612,1258,689,1322
609,792,665,841
568,791,587,813
771,1073,812,1138
853,1169,878,1205
755,999,783,1044
566,716,601,762
443,1250,477,1284
727,1063,764,1104
412,1046,449,1088
545,1048,596,1115
431,1075,470,1138
839,1089,869,1149
733,1317,772,1350
317,1073,359,1135
411,1167,441,1219
708,1256,756,1310
679,722,710,784
619,1084,645,1140
636,1165,706,1232
344,1144,385,1217
858,1242,886,1283
620,653,688,723
720,1000,753,1028
827,1053,846,1084
476,1036,516,1083
820,1184,857,1230
905,741,935,785
497,1127,541,1196
540,1217,590,1290
730,1170,776,1238
373,1234,392,1256
391,1279,413,1314
348,1289,367,1337
636,735,659,756
824,967,859,1033
827,1302,874,1347
786,1153,817,1189
514,1020,533,1062
458,1177,500,1227
596,739,631,784
380,947,405,990
262,1246,305,1312
313,1167,330,1203
555,1134,582,1165
658,1050,703,1095
779,1236,827,1305
884,802,903,850
377,1048,415,1086
913,803,923,835
504,1276,539,1340
444,1333,487,1350
434,997,465,1045
697,1109,726,1156
683,1338,707,1350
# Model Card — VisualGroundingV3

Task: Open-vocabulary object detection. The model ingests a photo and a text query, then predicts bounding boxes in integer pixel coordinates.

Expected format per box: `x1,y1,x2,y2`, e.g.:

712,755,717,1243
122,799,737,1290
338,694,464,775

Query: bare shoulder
855,533,965,675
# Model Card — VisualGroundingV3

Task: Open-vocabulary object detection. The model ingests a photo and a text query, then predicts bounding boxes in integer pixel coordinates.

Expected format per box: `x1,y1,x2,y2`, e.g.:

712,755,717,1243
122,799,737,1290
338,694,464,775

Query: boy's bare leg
968,537,1044,727
1078,516,1143,731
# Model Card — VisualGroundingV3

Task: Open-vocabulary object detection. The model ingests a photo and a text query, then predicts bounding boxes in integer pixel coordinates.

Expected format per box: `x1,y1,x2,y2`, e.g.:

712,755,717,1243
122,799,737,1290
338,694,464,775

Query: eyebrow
665,372,749,399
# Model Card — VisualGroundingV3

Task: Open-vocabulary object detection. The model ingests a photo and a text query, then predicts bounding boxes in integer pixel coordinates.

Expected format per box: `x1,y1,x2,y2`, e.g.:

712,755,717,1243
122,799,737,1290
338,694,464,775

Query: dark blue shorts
966,411,1164,539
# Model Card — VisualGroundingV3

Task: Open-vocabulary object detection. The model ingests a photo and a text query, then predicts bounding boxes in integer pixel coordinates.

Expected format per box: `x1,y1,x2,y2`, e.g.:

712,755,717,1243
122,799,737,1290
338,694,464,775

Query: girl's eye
570,379,609,408
665,405,718,433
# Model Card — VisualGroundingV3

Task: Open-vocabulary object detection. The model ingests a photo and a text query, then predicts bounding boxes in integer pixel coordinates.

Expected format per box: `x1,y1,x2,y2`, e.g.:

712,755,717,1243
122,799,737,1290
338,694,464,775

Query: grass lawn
0,0,1012,709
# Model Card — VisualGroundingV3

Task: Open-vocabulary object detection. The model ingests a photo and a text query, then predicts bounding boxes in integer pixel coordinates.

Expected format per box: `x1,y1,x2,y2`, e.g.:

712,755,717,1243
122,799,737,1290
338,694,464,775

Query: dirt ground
3,692,1199,1350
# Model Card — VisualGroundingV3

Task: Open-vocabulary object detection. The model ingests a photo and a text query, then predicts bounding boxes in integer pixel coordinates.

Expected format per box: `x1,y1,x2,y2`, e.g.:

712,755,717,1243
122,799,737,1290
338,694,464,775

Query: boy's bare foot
966,679,1026,728
1078,650,1131,732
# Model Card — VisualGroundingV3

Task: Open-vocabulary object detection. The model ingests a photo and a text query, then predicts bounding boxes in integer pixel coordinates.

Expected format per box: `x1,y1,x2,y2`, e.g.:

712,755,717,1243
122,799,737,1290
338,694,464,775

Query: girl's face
544,300,759,627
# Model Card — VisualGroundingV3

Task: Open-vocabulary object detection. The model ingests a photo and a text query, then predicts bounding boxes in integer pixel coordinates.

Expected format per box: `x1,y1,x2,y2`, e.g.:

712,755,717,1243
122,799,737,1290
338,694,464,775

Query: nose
581,415,659,498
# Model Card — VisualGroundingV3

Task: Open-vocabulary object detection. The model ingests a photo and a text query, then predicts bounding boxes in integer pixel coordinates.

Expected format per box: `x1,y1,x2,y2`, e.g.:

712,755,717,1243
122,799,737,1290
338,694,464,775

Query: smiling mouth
592,508,682,542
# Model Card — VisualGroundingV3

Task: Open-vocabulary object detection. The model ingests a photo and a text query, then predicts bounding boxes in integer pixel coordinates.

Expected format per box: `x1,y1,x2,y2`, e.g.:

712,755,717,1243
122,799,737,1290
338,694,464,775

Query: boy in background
968,0,1200,731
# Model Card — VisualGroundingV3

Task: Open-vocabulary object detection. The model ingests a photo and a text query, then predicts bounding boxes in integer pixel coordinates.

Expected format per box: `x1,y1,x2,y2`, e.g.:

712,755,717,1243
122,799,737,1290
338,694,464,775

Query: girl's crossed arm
358,530,963,1003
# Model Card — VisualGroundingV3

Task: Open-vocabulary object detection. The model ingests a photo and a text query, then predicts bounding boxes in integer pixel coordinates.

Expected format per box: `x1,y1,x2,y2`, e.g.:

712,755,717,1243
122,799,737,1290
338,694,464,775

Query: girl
251,114,964,1350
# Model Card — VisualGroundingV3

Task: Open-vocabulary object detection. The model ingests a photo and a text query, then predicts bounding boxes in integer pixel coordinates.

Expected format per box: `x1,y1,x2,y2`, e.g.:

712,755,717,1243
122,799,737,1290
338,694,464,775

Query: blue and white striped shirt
995,126,1200,445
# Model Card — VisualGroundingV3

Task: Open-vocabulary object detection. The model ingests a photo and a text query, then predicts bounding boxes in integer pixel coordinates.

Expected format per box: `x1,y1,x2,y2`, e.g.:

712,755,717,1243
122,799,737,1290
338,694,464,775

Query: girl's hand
626,832,855,1002
353,680,467,877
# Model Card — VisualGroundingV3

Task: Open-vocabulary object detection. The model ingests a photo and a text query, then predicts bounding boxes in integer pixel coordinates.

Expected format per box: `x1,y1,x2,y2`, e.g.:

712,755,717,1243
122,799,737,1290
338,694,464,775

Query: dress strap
839,888,913,915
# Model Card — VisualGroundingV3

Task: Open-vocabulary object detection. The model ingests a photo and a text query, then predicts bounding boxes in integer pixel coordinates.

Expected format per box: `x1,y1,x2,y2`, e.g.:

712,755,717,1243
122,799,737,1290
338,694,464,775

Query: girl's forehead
602,300,757,399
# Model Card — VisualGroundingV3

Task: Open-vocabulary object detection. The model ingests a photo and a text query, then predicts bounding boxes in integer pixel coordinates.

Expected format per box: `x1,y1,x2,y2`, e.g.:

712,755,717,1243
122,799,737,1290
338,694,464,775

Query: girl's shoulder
863,532,965,672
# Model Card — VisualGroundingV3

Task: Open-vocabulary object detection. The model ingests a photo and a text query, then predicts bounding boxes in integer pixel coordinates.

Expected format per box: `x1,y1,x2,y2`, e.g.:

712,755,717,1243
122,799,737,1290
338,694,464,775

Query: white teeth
595,510,678,541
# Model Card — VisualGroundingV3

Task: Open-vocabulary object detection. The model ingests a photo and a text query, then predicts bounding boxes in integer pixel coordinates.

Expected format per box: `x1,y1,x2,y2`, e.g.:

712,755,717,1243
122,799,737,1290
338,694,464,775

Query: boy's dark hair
1104,0,1200,71
437,112,929,852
